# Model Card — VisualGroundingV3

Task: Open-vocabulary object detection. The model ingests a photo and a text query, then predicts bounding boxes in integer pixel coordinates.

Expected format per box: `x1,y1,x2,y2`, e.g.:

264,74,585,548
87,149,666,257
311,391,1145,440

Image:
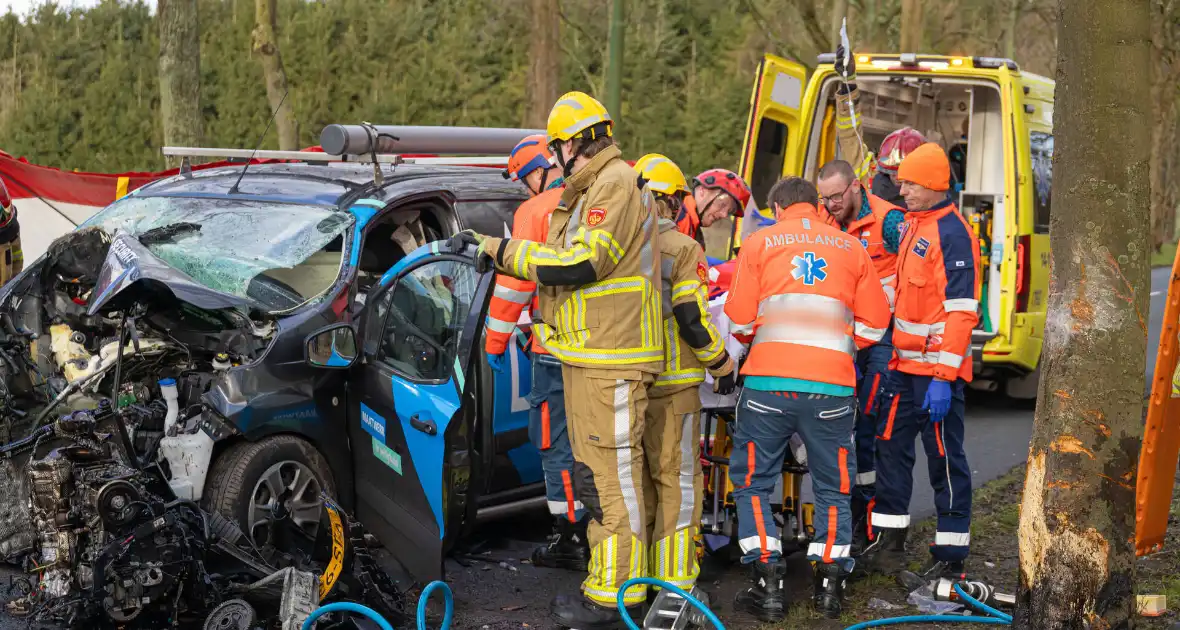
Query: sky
3,0,156,17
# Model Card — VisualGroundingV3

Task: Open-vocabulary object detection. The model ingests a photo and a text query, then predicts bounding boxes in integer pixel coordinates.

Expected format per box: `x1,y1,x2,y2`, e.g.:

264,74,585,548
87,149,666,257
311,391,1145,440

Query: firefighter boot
857,527,908,576
733,560,787,622
897,558,967,593
550,594,643,630
813,561,849,619
532,518,590,571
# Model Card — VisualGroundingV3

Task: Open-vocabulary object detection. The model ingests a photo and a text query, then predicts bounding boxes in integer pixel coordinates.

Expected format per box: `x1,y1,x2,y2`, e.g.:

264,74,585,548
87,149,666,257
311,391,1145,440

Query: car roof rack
161,147,509,167
163,124,545,170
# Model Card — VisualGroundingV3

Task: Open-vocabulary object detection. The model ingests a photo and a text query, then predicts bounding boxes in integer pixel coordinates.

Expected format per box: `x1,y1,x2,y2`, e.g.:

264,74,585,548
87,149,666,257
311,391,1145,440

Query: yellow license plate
318,505,346,601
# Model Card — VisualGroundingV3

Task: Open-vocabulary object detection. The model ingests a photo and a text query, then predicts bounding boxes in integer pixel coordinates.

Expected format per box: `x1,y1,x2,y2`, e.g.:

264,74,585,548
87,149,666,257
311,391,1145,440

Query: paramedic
466,91,663,629
484,135,589,571
0,180,22,286
816,159,905,554
634,153,736,593
725,176,891,620
861,143,980,580
833,45,928,208
676,168,753,250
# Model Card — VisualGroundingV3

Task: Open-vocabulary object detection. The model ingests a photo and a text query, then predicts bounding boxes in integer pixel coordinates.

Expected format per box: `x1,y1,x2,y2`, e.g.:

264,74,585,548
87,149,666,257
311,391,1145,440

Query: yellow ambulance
733,53,1053,398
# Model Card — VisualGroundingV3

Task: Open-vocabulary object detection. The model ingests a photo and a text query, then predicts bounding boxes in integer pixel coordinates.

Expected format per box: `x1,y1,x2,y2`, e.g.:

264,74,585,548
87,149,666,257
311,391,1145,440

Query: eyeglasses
819,180,854,207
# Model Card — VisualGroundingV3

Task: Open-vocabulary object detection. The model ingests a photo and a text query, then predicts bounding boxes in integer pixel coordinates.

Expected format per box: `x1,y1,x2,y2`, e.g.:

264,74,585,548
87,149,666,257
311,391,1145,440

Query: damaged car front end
0,189,414,627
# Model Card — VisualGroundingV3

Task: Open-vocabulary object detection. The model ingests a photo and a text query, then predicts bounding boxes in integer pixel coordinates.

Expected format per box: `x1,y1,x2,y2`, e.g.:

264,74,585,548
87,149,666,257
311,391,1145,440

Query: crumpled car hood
88,231,263,315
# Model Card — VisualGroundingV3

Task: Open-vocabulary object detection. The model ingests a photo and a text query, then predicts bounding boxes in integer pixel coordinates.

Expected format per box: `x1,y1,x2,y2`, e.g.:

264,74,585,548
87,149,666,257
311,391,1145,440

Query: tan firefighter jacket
652,218,729,397
482,144,663,373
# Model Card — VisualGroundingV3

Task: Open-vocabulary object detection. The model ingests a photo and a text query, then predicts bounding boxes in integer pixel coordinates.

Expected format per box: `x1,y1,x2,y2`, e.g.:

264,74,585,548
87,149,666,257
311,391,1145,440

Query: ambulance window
750,119,788,209
1029,131,1053,234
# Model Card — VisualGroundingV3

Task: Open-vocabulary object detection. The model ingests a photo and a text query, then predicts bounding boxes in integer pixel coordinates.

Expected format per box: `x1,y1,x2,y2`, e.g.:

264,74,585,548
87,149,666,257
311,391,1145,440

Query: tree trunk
526,0,559,129
1005,0,1021,59
158,0,202,147
831,0,849,49
900,0,922,51
252,0,297,150
1013,0,1151,628
1150,0,1179,250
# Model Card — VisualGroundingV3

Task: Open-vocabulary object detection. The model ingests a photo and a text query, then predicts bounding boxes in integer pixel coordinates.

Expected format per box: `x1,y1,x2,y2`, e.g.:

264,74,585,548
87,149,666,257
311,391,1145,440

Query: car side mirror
305,323,358,369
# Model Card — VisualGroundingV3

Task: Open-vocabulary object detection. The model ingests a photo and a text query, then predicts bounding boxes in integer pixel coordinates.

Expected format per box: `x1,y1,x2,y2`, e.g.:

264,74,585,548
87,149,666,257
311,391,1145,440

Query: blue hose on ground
300,602,397,630
300,579,454,630
617,577,726,630
842,583,1012,629
416,580,455,630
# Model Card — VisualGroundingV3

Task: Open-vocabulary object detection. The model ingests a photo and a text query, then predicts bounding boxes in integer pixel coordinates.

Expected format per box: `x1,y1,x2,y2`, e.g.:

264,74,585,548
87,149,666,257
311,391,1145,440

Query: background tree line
0,0,1176,248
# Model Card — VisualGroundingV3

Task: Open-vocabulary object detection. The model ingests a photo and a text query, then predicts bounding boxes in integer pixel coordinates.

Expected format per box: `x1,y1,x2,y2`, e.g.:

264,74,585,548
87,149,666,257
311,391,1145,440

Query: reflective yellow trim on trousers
650,528,700,591
584,534,648,606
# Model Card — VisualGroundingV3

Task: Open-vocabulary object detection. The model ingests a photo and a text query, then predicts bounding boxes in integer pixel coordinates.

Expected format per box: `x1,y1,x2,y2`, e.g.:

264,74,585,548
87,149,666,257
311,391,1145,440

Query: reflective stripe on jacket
483,145,663,372
485,187,563,356
654,219,726,395
891,200,981,381
724,203,891,388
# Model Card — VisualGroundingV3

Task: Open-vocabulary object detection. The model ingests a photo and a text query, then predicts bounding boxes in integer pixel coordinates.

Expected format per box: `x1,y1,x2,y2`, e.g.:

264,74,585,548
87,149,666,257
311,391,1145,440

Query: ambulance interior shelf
814,75,1005,335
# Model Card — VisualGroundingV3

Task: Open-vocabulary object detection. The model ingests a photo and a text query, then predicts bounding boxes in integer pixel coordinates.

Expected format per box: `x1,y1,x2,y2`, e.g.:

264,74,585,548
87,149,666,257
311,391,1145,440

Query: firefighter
860,143,980,580
462,91,663,628
676,168,753,250
725,176,891,620
816,159,906,555
0,180,22,287
484,135,589,570
634,154,735,592
832,45,927,208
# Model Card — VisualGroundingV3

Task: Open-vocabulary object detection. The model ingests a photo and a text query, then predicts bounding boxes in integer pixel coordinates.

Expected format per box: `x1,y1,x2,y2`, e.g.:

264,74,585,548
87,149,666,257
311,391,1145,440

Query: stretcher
694,293,816,561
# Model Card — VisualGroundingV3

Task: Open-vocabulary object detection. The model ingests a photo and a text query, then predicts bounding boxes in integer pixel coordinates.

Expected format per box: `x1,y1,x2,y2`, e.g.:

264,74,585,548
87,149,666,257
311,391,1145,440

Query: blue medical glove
923,379,953,423
487,352,507,374
855,362,862,382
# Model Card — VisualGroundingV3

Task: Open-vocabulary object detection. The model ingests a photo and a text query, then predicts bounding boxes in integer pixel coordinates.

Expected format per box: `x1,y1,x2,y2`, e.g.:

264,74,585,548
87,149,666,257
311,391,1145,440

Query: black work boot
897,558,967,592
550,594,643,630
733,560,787,622
813,561,849,619
532,518,590,571
856,527,908,577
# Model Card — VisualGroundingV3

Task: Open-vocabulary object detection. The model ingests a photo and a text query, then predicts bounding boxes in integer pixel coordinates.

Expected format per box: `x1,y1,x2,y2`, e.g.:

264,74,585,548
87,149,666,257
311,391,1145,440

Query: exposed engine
0,405,403,628
0,226,272,434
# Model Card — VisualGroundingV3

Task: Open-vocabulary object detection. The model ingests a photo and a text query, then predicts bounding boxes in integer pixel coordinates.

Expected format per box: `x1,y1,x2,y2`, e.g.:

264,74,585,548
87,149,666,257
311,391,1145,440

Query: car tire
203,435,337,552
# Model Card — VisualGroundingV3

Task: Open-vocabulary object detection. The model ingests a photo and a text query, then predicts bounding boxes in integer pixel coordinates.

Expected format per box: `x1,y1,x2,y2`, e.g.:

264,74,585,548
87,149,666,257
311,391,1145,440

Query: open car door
338,241,492,581
729,54,809,258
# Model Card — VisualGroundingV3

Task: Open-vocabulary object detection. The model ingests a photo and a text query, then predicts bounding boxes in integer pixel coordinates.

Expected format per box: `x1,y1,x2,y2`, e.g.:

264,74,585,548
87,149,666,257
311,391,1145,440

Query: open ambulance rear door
730,54,810,257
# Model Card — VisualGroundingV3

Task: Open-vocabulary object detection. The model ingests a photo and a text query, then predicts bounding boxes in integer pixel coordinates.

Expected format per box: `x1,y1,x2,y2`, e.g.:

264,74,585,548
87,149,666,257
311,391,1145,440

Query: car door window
378,260,480,382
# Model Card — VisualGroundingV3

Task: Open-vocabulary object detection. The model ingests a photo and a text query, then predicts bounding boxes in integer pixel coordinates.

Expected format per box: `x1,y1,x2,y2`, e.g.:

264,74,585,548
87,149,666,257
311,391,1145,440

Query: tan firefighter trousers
563,365,654,608
642,387,704,591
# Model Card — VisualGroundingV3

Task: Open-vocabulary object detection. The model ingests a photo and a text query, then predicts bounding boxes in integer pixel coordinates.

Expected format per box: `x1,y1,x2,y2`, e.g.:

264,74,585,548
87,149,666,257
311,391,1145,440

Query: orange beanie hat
897,142,951,192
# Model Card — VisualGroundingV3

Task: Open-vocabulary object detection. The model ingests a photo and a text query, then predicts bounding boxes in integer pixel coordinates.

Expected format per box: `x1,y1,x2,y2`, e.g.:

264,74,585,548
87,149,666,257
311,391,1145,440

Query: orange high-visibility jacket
843,193,903,311
890,199,981,382
724,203,891,388
484,186,564,356
674,196,705,250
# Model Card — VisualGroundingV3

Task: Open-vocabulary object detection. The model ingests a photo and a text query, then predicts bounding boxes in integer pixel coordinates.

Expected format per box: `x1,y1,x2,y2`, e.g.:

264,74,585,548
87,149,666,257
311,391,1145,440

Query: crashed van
0,132,550,583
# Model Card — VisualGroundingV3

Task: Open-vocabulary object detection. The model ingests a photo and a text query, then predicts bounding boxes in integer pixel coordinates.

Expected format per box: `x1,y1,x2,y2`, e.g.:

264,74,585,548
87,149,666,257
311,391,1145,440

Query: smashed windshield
84,196,354,312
